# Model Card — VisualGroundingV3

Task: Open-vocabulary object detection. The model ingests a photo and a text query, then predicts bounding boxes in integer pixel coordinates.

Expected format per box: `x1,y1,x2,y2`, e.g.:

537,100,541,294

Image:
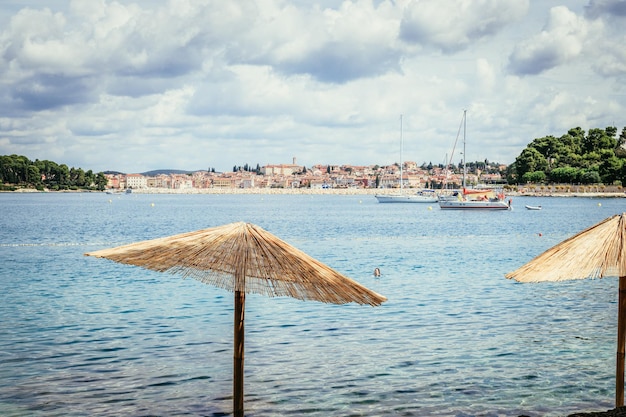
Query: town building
99,158,504,192
125,174,147,189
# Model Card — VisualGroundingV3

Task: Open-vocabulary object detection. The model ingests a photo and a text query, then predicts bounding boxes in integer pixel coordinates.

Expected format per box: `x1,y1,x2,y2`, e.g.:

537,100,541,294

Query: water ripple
0,193,622,416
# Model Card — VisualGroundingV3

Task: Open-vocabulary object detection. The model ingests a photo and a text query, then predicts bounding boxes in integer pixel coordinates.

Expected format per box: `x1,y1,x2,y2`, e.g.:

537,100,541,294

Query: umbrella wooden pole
617,276,626,407
234,290,245,417
84,221,387,417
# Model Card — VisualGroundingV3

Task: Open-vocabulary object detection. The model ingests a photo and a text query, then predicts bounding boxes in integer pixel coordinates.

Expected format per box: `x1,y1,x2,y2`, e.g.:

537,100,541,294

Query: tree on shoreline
0,155,107,191
4,125,625,191
509,126,626,185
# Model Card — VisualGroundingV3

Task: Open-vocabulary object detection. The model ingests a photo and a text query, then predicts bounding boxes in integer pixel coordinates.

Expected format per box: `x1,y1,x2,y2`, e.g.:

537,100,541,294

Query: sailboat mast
462,110,467,189
400,114,403,191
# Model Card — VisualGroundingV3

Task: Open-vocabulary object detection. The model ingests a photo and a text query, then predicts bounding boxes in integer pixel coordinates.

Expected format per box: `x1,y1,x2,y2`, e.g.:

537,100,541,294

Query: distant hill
141,169,198,176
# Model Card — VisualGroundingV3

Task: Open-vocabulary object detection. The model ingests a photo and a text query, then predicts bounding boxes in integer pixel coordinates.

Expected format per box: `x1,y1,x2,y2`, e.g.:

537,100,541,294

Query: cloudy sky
1,0,625,173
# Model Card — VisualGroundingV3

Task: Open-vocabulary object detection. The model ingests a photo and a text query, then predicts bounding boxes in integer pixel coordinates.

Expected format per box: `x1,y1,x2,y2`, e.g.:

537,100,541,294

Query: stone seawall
5,187,626,197
130,188,626,197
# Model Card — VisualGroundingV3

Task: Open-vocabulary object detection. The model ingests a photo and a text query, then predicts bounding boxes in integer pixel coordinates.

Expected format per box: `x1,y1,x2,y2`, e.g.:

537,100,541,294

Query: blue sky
1,0,624,173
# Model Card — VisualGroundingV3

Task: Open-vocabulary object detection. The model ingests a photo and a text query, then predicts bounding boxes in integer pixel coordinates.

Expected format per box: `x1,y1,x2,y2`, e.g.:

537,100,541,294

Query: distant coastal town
102,158,624,197
2,151,626,197
108,157,508,193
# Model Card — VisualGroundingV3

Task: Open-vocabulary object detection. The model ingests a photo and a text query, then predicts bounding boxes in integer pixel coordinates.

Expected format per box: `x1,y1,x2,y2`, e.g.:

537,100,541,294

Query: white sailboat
438,110,511,210
375,115,439,203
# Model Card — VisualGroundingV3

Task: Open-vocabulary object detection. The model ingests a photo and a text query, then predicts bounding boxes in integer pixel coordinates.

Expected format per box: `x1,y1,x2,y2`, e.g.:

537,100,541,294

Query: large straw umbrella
505,213,626,407
85,221,386,416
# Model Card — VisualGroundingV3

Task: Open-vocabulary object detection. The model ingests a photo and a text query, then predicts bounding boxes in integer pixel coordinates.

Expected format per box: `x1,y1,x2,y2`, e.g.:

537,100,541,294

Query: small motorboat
525,205,542,210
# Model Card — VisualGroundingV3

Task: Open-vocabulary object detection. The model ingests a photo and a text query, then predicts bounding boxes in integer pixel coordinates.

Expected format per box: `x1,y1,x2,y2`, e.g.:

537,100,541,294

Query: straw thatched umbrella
85,221,386,416
506,213,626,407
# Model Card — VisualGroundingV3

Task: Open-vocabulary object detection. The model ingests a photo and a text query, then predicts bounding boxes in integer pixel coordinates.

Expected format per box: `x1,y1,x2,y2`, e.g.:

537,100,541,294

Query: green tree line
0,154,108,191
509,126,626,185
233,163,261,174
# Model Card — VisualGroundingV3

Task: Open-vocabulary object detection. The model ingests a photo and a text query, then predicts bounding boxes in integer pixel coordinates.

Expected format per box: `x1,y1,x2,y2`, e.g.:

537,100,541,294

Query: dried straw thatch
85,221,386,306
506,213,626,407
506,213,626,283
85,221,386,416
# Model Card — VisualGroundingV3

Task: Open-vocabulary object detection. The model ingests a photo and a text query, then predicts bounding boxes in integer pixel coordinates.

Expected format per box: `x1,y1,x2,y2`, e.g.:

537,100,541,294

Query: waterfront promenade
8,186,626,198
126,187,626,198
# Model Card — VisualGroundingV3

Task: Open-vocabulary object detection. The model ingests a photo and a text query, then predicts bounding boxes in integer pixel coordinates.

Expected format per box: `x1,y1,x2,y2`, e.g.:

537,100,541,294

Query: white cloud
0,0,624,173
585,0,626,19
234,0,403,82
593,44,626,77
475,58,496,92
585,3,626,77
508,6,590,75
400,0,528,52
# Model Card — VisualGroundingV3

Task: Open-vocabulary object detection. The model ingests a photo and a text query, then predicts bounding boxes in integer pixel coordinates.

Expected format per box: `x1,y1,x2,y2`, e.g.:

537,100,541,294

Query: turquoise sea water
1,192,625,416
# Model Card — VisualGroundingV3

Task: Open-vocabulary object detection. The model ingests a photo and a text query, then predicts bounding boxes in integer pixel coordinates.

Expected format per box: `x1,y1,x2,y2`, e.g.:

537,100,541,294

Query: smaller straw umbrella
506,213,626,407
85,221,386,416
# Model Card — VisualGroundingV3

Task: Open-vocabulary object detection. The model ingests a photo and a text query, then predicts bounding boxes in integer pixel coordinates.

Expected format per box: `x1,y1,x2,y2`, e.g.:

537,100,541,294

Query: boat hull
375,194,438,203
438,200,511,210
